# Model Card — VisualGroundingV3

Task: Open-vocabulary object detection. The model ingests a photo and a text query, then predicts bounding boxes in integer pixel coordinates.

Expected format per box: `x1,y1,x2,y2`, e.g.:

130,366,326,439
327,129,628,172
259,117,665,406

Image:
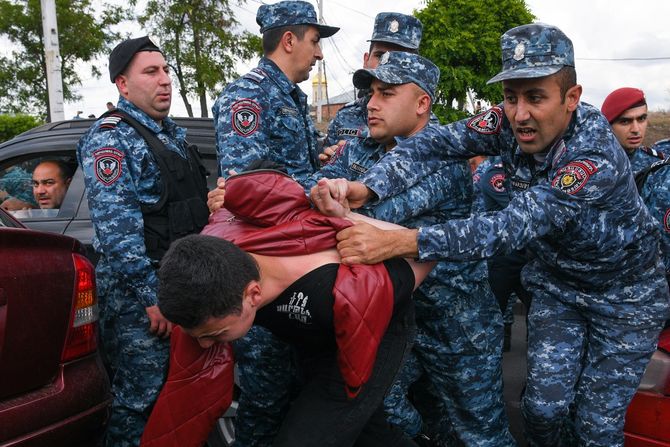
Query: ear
417,94,431,116
280,31,294,53
363,52,371,68
115,76,129,98
244,281,263,308
65,177,72,187
565,84,582,112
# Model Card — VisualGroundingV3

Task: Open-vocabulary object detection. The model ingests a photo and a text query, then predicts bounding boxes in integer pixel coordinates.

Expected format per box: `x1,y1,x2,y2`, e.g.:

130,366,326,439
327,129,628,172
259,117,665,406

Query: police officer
77,36,209,447
601,87,665,174
212,0,338,183
211,2,338,445
637,158,670,280
322,12,423,158
312,23,670,447
310,52,514,446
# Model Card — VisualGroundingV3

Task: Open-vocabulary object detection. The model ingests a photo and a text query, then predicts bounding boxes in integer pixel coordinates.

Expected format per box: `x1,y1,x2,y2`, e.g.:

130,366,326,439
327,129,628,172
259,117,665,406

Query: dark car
0,208,111,446
0,117,219,258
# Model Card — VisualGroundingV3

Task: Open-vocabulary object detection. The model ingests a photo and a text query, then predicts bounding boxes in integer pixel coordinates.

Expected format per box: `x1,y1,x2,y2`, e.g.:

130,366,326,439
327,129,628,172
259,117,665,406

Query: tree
415,0,535,123
139,0,261,118
0,0,128,119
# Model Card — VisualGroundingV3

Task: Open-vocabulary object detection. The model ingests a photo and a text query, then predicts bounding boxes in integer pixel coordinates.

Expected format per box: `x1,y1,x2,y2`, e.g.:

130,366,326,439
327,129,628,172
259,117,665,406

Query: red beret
601,87,646,123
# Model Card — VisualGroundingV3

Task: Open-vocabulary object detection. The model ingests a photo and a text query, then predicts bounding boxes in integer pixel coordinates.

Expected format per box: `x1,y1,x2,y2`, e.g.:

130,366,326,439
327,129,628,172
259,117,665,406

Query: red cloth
140,327,235,447
142,170,395,446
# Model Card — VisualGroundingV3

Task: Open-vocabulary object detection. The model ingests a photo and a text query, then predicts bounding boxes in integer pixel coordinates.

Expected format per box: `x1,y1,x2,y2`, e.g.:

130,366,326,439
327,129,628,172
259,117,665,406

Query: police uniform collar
259,57,301,97
116,97,167,134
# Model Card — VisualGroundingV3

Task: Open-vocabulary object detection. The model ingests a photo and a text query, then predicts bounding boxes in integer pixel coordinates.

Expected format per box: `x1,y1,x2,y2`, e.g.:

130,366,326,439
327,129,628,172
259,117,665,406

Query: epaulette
242,68,267,84
640,146,665,160
99,114,123,131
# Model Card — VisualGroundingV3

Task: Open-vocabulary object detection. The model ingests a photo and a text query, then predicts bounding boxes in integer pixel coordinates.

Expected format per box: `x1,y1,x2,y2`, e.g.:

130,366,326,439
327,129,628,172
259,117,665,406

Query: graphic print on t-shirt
275,291,312,325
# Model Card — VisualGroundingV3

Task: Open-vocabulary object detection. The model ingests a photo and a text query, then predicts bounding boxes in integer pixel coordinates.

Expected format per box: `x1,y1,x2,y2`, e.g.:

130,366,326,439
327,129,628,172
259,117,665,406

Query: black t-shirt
254,258,414,354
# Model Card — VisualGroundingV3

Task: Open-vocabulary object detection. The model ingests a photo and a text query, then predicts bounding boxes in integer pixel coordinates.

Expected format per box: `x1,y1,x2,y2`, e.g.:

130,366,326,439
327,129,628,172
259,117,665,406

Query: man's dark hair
37,159,74,181
367,42,419,55
158,234,260,329
262,24,310,55
555,66,577,103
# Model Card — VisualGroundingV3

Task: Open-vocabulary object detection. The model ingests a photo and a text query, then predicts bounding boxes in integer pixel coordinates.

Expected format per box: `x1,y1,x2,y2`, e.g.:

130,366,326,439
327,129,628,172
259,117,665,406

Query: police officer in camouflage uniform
311,23,670,447
211,2,339,445
601,87,665,174
77,36,209,447
637,158,670,280
310,51,513,446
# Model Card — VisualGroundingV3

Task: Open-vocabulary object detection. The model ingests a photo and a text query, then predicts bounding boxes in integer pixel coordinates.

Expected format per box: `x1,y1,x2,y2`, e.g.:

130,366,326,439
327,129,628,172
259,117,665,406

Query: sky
57,0,670,120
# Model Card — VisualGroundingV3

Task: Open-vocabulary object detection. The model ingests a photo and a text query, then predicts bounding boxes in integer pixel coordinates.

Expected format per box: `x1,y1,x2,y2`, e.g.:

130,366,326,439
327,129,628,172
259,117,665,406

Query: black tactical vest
102,110,210,263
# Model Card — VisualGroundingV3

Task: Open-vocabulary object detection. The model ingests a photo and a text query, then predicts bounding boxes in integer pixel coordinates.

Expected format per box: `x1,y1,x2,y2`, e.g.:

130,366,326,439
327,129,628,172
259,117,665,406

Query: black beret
109,36,161,83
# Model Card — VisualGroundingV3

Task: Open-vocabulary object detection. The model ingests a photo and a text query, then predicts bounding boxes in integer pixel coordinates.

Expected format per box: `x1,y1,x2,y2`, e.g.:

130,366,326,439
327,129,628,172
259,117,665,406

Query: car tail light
61,253,100,362
637,327,670,395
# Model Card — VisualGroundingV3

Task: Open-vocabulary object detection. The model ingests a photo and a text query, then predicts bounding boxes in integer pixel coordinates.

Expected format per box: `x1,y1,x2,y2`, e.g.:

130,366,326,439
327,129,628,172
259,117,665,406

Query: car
624,325,670,446
0,117,219,259
0,117,237,445
0,207,112,446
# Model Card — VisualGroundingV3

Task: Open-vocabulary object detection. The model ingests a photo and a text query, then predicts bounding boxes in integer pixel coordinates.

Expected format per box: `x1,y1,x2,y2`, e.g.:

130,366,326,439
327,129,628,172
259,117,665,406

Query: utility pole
41,0,65,122
315,0,324,123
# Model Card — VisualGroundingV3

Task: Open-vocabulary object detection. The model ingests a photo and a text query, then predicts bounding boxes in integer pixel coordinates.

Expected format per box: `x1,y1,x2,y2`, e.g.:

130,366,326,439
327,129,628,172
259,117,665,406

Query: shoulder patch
489,172,506,192
242,68,266,84
664,209,670,233
232,99,261,137
640,146,665,160
551,160,598,195
93,147,124,186
99,114,122,130
466,107,503,135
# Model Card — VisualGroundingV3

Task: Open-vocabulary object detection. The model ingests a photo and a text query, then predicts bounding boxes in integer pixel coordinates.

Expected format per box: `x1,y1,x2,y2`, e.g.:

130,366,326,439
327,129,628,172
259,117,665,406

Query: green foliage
0,114,42,143
415,0,534,119
0,0,129,118
140,0,262,117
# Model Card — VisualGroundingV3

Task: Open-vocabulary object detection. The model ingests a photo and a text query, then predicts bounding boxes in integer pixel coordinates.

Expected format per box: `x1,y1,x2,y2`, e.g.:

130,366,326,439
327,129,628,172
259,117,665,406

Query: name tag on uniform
279,107,298,117
349,163,367,174
337,128,360,137
510,178,530,190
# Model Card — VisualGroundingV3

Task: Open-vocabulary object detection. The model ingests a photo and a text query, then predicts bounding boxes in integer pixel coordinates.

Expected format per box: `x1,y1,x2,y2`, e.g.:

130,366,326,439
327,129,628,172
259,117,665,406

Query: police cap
256,1,339,38
109,36,162,83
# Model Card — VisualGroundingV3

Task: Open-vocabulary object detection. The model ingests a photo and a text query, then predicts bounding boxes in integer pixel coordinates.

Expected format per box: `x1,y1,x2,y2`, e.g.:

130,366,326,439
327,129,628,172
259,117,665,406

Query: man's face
117,51,172,121
367,79,427,146
502,75,580,154
32,162,71,209
291,26,323,83
185,296,257,349
363,42,405,69
611,104,648,153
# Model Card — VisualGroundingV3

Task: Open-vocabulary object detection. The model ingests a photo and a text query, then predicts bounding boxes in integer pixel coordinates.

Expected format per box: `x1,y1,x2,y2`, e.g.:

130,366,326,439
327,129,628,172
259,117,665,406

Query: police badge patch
467,107,503,134
232,99,261,136
664,209,670,233
93,147,124,186
551,160,597,195
489,173,506,192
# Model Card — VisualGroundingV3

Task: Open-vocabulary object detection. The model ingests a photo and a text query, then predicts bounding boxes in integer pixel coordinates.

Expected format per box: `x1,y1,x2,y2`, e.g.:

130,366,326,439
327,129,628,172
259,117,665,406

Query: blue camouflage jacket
638,159,670,275
212,57,319,184
628,146,665,176
76,97,189,307
324,94,371,147
309,127,487,314
359,102,662,289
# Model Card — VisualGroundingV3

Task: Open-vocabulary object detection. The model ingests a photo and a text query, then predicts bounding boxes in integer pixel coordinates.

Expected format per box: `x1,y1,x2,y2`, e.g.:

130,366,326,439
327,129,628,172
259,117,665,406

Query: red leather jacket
142,170,395,446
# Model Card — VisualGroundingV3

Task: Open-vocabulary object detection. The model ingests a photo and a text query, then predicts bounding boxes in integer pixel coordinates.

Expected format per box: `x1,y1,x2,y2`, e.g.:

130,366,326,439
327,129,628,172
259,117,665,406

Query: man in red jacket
156,172,433,446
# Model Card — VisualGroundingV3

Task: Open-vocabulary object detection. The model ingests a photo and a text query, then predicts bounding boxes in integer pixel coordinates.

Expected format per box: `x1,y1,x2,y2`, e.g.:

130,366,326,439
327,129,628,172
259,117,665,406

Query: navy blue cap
487,23,574,84
256,1,339,38
353,51,439,101
109,36,161,83
368,12,422,50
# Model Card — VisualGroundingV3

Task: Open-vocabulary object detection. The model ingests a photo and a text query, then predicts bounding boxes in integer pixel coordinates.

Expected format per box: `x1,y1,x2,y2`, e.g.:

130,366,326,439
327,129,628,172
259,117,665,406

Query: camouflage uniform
653,138,670,155
76,97,191,446
627,145,665,175
0,165,36,205
471,157,497,214
355,24,670,447
211,2,339,445
637,158,670,276
315,52,515,446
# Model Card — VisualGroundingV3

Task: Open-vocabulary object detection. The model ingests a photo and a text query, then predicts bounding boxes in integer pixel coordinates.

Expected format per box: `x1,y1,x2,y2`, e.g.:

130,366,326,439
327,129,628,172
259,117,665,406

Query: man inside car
31,159,73,209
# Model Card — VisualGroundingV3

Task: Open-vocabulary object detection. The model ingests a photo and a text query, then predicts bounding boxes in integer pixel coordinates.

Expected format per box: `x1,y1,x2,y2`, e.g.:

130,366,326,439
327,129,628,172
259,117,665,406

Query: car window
0,153,78,220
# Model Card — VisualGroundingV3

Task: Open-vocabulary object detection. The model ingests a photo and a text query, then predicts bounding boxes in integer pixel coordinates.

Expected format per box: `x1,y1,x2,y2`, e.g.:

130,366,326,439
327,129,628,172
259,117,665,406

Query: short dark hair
262,24,310,55
367,42,419,55
158,234,260,329
35,159,74,181
554,66,577,103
